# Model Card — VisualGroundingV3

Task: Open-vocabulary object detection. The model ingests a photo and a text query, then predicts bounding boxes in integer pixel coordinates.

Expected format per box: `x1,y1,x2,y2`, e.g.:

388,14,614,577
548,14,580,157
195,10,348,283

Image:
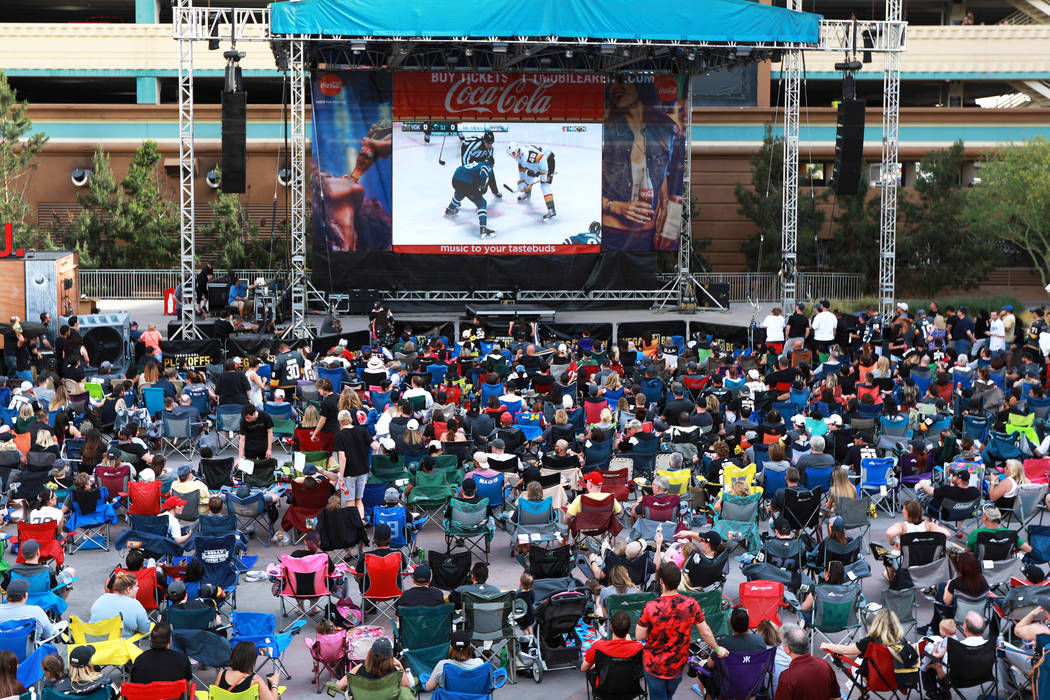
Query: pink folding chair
278,553,333,632
304,629,349,693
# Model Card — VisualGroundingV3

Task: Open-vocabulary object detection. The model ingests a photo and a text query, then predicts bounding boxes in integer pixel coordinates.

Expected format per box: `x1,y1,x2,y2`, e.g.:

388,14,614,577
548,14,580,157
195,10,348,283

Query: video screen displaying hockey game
390,121,603,254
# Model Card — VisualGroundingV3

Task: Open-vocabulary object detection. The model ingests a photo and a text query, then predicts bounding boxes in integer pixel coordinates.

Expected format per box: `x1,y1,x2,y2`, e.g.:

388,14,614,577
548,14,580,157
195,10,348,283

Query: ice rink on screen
391,121,603,248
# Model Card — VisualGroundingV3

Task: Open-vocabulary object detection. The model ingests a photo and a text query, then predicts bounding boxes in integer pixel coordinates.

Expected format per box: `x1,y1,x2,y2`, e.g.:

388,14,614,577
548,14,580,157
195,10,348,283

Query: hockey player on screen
506,142,557,221
445,160,497,240
459,130,501,198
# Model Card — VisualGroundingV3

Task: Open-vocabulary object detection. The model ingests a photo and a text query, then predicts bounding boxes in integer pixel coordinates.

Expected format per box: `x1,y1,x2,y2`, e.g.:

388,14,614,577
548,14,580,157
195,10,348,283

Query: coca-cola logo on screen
443,76,555,116
655,76,680,102
318,74,343,97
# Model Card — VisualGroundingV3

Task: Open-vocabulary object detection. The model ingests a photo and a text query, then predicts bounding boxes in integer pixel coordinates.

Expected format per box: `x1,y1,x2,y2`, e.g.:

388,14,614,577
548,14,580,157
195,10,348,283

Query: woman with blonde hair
989,458,1027,509
597,564,638,616
14,402,34,433
872,355,892,380
602,372,622,393
33,430,60,457
820,608,918,670
712,478,751,514
826,466,858,512
298,404,320,430
338,387,362,412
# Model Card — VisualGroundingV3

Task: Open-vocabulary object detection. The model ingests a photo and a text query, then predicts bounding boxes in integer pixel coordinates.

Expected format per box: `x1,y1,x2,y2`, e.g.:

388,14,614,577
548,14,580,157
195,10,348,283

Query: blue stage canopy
269,0,821,44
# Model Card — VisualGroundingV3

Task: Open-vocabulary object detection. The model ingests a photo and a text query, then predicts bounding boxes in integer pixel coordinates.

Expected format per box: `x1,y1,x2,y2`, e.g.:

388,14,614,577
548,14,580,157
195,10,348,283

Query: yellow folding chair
67,615,149,667
655,468,692,496
722,463,764,498
196,684,286,700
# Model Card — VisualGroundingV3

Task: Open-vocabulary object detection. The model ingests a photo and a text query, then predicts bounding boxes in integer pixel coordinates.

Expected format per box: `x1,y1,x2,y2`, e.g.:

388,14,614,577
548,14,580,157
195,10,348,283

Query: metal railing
80,269,294,299
80,268,865,304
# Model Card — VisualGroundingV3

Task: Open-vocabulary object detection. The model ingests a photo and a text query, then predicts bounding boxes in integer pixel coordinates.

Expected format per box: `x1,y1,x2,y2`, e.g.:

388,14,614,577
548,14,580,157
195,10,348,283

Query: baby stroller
519,589,589,683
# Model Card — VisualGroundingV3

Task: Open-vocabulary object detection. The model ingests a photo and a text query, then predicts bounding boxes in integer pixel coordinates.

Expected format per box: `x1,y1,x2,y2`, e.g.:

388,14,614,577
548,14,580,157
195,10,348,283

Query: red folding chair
128,480,162,516
358,552,404,625
830,641,915,700
739,580,786,627
112,566,163,615
294,428,326,453
598,468,632,503
280,480,333,536
94,464,132,510
570,494,623,540
1024,458,1050,485
15,520,68,567
120,679,196,700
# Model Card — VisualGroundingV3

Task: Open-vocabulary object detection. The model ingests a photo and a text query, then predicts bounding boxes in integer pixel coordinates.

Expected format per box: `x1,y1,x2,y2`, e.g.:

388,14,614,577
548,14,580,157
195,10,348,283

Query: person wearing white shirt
811,301,838,354
988,311,1006,356
761,307,787,354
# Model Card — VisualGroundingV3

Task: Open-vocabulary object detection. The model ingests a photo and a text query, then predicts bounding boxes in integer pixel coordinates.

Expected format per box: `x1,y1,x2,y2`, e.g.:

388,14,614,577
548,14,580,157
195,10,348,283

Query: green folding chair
407,471,452,528
443,498,494,560
370,455,411,485
603,592,657,639
396,603,454,689
684,588,730,639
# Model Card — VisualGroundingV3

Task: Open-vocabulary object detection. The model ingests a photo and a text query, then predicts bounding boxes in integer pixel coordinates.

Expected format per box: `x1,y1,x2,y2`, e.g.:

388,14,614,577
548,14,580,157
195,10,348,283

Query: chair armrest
493,667,507,689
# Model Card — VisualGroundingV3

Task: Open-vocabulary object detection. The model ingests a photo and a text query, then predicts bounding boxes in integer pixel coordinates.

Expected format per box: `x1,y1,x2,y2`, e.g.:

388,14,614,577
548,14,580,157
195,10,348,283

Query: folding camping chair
66,614,146,668
739,580,790,628
569,494,623,544
461,589,522,683
304,630,349,694
359,552,404,625
372,504,419,555
711,491,762,555
945,637,997,700
66,487,118,552
128,479,162,516
193,533,245,610
428,550,472,591
226,490,274,547
276,552,333,632
214,404,243,452
396,603,454,691
783,487,823,539
230,611,304,678
443,498,495,560
1007,481,1048,530
880,587,920,641
899,531,950,589
810,582,864,656
936,496,981,536
692,647,777,700
161,415,200,460
859,458,897,516
604,593,657,639
407,470,453,528
836,496,873,544
975,528,1023,591
281,479,331,540
430,662,507,700
586,649,646,700
830,641,919,700
119,680,195,700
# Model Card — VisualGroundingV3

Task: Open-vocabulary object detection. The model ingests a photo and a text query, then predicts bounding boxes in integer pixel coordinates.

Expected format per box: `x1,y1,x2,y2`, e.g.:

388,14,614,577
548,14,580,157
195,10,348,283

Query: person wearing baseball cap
161,495,193,545
424,630,483,691
919,467,980,516
565,471,621,529
398,563,446,608
966,503,1032,554
0,577,54,639
353,523,408,594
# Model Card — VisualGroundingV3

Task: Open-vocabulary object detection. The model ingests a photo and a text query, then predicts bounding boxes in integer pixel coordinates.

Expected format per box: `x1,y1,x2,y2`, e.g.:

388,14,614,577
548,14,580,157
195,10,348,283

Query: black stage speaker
831,98,866,196
221,90,247,193
207,282,230,310
61,313,130,366
699,283,730,308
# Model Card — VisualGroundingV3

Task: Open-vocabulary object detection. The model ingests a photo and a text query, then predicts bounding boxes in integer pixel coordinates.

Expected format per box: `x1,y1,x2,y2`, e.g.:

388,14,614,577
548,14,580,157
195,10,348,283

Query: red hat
500,412,513,425
163,496,187,510
583,472,603,486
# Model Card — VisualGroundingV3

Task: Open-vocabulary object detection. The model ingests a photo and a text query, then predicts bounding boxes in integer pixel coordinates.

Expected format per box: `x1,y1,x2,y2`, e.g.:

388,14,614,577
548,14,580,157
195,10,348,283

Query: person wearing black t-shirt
213,310,235,341
398,565,447,608
272,342,305,393
920,468,981,514
662,384,693,423
782,303,810,355
215,359,250,406
129,622,193,684
764,357,799,390
333,409,370,518
238,405,273,461
312,378,340,440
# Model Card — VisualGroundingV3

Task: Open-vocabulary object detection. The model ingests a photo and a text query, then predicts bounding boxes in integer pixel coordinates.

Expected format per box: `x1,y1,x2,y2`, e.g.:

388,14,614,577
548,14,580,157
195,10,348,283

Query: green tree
113,140,178,268
0,71,49,250
65,141,178,268
68,145,119,268
963,136,1050,296
897,140,1000,297
735,132,826,273
829,173,882,293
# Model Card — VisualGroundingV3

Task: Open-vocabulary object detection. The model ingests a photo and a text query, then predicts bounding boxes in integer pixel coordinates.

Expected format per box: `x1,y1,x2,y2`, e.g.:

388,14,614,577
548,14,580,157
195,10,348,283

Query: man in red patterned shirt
636,562,727,700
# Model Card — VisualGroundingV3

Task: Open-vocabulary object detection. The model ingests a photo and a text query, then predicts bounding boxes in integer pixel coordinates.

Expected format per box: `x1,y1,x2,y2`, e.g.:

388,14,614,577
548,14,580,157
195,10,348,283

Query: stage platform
100,299,774,342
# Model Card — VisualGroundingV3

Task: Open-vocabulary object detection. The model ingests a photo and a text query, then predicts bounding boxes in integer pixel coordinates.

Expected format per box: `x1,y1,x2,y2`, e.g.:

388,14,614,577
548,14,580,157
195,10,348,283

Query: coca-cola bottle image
350,121,392,182
639,165,655,220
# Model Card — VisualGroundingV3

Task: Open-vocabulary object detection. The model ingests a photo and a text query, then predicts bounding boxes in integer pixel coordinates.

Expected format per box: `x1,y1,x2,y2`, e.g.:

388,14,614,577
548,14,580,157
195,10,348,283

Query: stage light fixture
223,50,245,92
205,168,221,189
492,42,508,53
465,48,474,56
686,51,696,61
351,41,366,53
71,168,92,187
600,43,616,55
277,168,291,187
565,49,573,58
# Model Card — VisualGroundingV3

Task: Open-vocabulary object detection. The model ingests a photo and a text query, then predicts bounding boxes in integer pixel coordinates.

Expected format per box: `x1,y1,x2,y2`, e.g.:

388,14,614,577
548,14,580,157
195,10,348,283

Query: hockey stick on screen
437,132,447,165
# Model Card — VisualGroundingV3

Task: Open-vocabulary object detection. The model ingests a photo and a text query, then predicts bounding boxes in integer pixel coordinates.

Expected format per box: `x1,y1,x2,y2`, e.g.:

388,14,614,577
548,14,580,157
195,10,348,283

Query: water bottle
417,547,426,564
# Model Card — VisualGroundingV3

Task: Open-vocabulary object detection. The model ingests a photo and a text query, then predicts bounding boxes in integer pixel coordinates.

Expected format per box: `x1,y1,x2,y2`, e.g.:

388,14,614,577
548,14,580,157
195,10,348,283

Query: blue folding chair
499,397,523,415
142,386,166,419
857,402,883,419
0,619,36,661
431,661,507,700
762,465,790,499
584,438,614,471
513,412,543,442
953,373,973,392
10,570,66,617
641,378,665,406
472,472,506,515
230,611,304,677
804,465,834,493
789,387,809,414
372,505,418,552
912,372,932,398
194,533,246,609
427,364,449,386
962,414,990,443
316,365,344,394
480,383,504,406
631,438,661,478
772,401,797,425
263,401,293,420
859,457,897,516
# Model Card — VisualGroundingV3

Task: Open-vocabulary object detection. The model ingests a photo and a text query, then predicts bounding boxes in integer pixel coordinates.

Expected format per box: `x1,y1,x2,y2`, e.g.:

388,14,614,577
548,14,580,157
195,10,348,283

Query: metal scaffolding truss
172,2,904,330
